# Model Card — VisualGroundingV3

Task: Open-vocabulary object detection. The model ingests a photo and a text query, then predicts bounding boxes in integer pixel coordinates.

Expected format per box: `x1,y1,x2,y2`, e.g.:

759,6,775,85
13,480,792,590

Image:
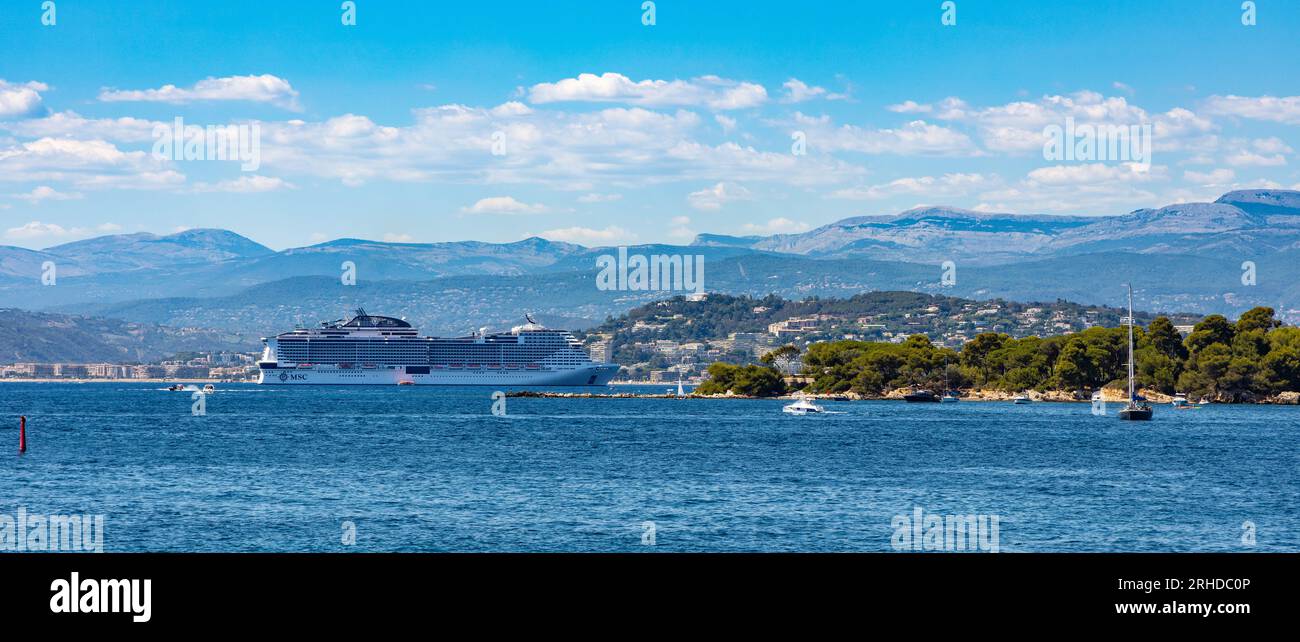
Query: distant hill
576,291,1195,367
0,308,256,363
1,189,1298,327
41,228,275,274
692,189,1300,266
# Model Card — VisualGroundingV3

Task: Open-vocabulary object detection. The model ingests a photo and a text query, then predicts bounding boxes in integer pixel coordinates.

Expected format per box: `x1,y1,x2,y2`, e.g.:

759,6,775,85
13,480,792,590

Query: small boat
1171,393,1190,408
937,362,959,402
903,390,940,403
397,380,415,386
203,384,215,393
1091,390,1103,402
1118,284,1153,421
1012,393,1032,404
783,398,825,414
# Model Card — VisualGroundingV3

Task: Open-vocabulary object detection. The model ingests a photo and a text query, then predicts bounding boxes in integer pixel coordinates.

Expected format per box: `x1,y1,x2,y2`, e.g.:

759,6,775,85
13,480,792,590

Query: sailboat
1118,284,1153,421
940,359,960,402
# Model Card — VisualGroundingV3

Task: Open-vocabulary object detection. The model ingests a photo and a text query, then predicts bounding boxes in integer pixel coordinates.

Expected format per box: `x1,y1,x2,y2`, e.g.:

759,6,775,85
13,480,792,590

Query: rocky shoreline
508,389,1300,404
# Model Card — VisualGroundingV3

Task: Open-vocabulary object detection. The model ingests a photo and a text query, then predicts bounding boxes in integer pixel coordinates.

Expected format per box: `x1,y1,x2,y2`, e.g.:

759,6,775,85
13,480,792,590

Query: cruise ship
257,309,619,386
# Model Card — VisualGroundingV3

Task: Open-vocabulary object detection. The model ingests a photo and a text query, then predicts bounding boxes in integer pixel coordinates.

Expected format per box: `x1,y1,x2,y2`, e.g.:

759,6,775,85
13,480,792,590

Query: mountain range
0,308,253,363
2,189,1297,339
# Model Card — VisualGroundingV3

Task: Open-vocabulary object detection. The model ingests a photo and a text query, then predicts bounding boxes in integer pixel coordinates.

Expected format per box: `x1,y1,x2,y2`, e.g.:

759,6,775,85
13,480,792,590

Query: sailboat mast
1127,284,1136,402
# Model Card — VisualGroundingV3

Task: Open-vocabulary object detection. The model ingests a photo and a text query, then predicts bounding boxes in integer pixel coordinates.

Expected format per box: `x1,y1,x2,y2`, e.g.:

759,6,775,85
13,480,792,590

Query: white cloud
1250,137,1292,154
0,137,184,190
461,196,549,215
688,182,752,211
1224,150,1286,167
973,163,1171,213
830,173,995,200
1183,168,1235,185
666,215,694,242
1025,163,1164,185
715,114,737,132
5,220,119,242
779,78,848,103
383,233,415,243
98,74,301,110
528,72,767,110
892,91,1219,156
1203,95,1300,125
253,104,855,189
577,192,622,203
6,221,68,239
887,100,932,114
741,217,810,234
0,79,48,118
489,101,533,117
9,185,83,203
0,110,164,142
192,175,295,193
535,225,636,245
796,114,978,156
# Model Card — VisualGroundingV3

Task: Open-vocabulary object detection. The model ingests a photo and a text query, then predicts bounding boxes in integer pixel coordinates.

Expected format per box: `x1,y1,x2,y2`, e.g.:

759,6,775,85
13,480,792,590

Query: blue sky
1,0,1298,250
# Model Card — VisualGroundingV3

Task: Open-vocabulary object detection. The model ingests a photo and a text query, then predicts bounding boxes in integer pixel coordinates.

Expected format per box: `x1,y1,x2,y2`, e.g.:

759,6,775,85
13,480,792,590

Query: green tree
1146,316,1187,361
960,332,1008,386
1055,338,1098,391
1259,347,1300,393
761,344,801,375
697,363,786,397
1235,307,1280,334
1185,315,1234,354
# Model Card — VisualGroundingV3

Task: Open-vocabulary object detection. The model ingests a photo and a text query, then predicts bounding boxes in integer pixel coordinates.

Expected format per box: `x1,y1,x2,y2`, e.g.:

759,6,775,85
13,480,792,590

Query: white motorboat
783,398,825,415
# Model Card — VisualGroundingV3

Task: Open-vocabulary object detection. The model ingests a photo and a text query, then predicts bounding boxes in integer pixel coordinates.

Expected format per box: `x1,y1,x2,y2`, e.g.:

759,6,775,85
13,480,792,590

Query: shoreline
509,390,1300,405
3,379,1294,404
0,378,243,384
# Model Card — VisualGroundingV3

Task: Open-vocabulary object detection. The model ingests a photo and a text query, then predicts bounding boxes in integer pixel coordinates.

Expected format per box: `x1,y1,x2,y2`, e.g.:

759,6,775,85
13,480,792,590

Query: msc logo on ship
278,372,307,382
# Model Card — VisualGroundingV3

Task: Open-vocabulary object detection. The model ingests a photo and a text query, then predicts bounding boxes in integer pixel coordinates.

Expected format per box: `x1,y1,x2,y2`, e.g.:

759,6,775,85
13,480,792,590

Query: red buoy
18,415,26,454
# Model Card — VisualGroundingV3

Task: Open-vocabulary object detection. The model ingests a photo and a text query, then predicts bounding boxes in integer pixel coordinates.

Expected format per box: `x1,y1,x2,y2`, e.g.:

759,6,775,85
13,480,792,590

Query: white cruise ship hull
258,364,619,386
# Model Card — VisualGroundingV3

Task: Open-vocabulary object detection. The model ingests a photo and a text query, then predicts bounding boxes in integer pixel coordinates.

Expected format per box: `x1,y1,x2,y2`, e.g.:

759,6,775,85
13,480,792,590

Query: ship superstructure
258,309,618,386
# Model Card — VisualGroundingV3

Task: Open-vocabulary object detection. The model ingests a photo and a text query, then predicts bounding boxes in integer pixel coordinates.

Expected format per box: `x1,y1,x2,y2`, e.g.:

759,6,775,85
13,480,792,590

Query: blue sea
3,382,1297,552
